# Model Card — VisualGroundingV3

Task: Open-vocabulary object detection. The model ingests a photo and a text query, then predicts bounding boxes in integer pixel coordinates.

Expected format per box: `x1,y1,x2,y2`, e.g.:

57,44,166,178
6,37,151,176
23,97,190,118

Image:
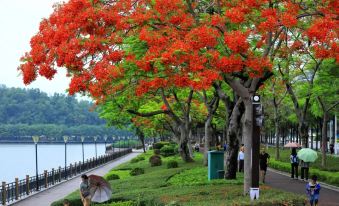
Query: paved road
11,151,141,206
266,169,339,206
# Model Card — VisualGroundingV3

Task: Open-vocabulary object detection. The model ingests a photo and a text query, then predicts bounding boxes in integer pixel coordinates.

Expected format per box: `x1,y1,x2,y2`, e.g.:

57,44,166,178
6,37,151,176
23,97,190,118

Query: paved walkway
11,151,142,206
266,169,339,206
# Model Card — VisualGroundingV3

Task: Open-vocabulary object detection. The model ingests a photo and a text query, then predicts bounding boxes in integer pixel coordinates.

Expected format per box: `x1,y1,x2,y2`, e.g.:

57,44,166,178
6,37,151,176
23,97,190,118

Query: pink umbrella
88,175,112,203
284,142,301,148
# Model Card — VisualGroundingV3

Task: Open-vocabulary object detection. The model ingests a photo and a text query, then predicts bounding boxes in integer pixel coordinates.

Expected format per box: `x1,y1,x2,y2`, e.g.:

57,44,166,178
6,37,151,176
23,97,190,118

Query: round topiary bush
160,145,175,157
149,155,162,167
138,156,145,161
167,160,179,169
130,157,139,163
105,173,120,181
129,167,145,176
153,141,170,149
154,149,161,155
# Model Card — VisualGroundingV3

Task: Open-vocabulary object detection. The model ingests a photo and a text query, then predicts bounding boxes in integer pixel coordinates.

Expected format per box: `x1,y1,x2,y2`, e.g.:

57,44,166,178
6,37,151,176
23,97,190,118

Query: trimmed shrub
105,173,120,181
149,155,162,167
107,201,135,206
130,156,145,163
153,141,170,149
167,160,179,169
160,145,176,157
130,167,145,176
154,149,161,155
173,144,179,154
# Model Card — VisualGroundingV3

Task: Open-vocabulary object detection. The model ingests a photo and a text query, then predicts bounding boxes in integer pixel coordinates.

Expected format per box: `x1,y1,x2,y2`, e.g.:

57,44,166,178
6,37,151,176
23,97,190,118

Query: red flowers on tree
19,0,338,101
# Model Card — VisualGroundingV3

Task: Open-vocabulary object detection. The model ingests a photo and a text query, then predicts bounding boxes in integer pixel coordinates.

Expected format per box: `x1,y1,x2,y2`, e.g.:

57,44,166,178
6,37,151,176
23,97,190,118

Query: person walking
306,175,321,206
80,174,91,206
238,147,244,172
290,148,299,179
300,160,310,181
259,149,270,183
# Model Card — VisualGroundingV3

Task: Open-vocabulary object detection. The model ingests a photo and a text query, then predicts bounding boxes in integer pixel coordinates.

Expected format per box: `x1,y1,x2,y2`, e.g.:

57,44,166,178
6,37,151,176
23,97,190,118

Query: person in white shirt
238,147,245,172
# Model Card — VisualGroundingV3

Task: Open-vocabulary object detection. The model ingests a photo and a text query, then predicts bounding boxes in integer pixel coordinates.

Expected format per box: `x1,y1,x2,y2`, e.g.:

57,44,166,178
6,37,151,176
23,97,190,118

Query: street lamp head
94,136,98,142
252,94,260,104
80,136,85,142
112,135,116,141
104,135,108,141
63,135,69,143
32,136,40,144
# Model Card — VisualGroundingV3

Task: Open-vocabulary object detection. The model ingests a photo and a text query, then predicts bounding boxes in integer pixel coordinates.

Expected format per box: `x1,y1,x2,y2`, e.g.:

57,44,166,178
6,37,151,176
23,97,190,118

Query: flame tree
20,0,338,194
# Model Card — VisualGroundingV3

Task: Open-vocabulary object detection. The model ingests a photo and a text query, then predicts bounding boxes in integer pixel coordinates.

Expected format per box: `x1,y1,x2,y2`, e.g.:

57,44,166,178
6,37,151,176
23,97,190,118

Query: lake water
0,143,108,183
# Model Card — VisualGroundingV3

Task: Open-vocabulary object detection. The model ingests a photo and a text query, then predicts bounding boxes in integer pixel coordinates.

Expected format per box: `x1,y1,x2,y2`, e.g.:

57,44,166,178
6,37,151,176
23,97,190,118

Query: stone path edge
268,167,339,193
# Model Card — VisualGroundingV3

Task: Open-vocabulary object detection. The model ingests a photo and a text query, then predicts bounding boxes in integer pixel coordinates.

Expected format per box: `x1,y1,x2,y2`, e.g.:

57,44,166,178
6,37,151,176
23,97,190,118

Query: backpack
292,155,298,164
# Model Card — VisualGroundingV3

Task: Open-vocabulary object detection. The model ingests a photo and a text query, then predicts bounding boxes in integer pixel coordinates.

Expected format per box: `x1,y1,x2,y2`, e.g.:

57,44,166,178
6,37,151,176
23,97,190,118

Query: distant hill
0,85,130,141
0,85,104,125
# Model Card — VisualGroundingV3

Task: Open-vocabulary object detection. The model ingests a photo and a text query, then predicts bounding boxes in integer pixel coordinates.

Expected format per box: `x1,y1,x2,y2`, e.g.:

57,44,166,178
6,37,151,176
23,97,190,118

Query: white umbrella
91,186,112,203
89,175,112,203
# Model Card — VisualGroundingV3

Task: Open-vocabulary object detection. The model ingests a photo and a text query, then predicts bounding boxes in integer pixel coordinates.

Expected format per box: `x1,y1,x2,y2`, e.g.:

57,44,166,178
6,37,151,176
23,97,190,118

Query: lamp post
250,94,263,200
94,136,98,159
127,136,130,149
32,135,40,191
118,136,121,152
81,136,85,164
104,135,108,152
112,136,116,153
63,135,69,179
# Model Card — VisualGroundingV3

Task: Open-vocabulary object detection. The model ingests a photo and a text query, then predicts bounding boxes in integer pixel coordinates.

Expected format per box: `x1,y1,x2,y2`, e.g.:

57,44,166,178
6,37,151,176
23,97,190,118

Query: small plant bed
52,151,306,206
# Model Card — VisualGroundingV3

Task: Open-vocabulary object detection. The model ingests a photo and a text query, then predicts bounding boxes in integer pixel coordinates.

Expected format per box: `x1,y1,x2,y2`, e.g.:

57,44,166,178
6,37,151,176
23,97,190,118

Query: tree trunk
243,99,253,195
204,115,212,166
179,125,194,162
141,136,146,153
188,128,194,158
311,127,314,149
298,122,309,148
225,100,243,179
316,123,319,151
321,114,328,167
135,127,146,153
274,106,280,160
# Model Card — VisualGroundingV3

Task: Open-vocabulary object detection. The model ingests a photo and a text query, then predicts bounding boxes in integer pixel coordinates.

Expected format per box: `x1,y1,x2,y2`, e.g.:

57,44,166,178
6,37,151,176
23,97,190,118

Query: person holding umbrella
298,148,318,182
300,160,310,181
80,174,91,206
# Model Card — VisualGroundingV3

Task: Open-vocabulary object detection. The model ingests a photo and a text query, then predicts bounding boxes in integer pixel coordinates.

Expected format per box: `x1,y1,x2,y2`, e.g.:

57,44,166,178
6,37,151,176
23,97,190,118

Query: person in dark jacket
259,149,270,183
290,148,299,179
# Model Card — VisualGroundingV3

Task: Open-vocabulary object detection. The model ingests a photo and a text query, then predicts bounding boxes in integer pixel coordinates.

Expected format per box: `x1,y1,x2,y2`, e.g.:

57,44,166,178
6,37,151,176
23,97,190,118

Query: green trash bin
208,151,224,180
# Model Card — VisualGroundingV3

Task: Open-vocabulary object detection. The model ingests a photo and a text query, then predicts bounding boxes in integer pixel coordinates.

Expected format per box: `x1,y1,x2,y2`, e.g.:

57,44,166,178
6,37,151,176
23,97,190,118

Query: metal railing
0,148,132,205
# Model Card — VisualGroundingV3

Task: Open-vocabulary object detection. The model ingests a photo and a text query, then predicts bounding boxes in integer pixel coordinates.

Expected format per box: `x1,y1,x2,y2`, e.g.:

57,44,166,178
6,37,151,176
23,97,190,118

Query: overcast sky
0,0,70,95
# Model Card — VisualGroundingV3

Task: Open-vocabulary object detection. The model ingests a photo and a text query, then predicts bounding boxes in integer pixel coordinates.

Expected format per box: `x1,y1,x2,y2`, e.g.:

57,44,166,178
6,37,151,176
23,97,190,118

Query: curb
268,168,339,193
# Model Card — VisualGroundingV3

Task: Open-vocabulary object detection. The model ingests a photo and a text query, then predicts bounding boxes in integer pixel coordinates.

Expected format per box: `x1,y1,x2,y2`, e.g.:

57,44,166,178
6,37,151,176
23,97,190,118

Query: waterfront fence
0,148,132,205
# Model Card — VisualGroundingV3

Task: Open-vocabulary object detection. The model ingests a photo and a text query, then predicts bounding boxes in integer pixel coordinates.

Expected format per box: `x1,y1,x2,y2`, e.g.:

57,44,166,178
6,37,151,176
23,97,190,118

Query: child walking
306,175,321,206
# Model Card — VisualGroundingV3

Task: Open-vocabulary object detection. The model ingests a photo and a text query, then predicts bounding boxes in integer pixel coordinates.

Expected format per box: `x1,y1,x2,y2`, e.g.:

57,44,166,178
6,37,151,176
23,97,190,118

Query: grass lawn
52,151,306,206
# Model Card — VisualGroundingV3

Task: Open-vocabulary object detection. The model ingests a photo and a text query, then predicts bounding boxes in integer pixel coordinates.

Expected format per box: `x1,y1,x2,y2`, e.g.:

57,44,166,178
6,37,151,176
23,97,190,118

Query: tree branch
126,109,169,117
